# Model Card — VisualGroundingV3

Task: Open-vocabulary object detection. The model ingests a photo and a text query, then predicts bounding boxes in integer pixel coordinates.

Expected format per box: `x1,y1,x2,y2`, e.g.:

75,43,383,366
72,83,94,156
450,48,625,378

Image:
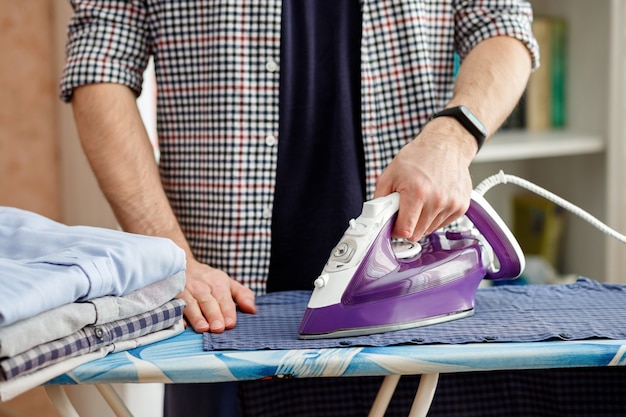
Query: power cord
474,170,626,245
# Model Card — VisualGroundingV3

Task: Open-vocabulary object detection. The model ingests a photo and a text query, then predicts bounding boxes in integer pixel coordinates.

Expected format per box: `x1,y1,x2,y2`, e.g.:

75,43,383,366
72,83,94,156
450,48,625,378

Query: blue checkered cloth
204,277,626,351
1,298,185,381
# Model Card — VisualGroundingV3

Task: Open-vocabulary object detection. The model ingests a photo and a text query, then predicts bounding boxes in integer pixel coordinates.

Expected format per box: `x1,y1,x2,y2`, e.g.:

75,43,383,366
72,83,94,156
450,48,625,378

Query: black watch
429,105,488,152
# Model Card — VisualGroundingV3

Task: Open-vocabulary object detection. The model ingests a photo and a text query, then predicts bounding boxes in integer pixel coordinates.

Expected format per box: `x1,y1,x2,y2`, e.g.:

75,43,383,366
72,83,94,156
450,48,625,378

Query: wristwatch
429,105,488,152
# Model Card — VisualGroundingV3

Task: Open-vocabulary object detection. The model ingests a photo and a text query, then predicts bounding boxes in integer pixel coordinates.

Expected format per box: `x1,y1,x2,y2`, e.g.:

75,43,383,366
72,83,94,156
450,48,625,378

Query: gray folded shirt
0,270,185,358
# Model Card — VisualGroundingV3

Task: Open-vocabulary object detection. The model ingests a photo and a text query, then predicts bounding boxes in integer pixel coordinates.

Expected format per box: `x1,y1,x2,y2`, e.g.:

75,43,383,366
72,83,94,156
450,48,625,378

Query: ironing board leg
95,384,135,417
407,373,439,417
45,385,135,417
368,374,401,417
44,386,81,417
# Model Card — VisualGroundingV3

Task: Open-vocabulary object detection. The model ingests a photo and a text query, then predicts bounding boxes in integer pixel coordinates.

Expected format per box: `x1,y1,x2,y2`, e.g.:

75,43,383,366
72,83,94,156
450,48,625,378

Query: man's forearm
71,83,194,257
449,36,533,142
71,83,257,332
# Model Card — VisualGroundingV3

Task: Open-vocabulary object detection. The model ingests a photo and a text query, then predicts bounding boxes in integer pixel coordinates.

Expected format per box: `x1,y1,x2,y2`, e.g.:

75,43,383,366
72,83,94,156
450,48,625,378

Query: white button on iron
392,239,422,259
314,274,328,289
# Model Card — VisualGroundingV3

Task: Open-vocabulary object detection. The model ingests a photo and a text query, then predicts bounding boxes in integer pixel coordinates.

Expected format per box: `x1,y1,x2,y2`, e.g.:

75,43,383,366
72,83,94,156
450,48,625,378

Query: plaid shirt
60,0,538,295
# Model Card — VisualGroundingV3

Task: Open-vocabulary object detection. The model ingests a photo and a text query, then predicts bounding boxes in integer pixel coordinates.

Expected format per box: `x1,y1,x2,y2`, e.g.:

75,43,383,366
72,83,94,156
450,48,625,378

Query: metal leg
407,373,439,417
368,375,401,417
45,385,135,417
44,386,81,417
95,385,134,417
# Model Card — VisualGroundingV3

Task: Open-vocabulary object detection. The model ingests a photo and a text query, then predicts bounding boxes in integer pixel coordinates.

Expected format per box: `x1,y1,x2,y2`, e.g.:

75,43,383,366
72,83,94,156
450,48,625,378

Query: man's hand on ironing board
178,257,257,333
374,122,474,242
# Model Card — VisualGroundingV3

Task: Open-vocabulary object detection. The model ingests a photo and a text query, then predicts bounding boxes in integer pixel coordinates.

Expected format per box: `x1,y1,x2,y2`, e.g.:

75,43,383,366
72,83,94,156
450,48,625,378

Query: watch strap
429,105,488,152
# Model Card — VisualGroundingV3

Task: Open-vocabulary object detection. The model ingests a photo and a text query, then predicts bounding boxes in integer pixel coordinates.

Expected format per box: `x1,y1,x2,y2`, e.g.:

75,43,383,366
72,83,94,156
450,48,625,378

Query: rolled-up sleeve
59,0,151,102
453,0,540,70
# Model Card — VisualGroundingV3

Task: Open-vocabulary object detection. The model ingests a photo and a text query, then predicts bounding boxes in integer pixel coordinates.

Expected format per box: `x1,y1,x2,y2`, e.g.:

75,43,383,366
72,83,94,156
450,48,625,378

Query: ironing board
43,327,626,417
42,279,626,417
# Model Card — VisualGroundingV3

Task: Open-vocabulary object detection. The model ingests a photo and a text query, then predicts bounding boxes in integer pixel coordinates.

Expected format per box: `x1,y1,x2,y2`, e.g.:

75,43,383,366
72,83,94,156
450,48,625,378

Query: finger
413,210,450,241
199,290,236,333
210,287,240,330
179,292,211,333
410,209,440,241
420,197,470,238
373,171,394,200
211,283,257,331
231,280,257,315
437,210,467,231
392,192,425,239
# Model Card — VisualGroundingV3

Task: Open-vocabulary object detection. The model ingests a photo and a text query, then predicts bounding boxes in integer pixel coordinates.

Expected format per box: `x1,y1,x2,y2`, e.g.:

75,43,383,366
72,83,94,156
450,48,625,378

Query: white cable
474,170,626,245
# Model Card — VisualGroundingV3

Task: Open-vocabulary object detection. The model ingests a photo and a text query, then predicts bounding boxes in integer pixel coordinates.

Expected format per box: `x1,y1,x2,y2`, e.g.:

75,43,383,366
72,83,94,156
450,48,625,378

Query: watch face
459,106,487,134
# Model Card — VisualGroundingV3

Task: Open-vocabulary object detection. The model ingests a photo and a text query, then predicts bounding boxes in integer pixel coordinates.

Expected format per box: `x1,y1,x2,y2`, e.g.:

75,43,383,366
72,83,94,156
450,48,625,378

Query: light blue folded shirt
0,206,186,327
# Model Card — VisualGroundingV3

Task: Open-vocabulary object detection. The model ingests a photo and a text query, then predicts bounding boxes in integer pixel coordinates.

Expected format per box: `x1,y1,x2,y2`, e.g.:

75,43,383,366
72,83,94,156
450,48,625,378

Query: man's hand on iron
374,122,476,241
178,258,257,333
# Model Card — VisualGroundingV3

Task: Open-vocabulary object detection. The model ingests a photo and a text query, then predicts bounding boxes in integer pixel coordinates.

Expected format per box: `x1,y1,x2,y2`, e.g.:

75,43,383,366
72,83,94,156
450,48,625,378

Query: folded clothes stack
0,207,187,401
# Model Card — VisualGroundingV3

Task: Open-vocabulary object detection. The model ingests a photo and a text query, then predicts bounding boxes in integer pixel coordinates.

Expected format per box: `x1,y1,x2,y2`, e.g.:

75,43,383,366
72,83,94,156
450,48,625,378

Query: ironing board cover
204,278,626,350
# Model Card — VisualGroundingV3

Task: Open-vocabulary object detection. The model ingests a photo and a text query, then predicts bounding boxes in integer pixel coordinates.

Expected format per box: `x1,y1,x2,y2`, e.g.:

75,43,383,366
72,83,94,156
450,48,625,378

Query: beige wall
0,0,117,227
0,1,60,219
52,2,118,228
0,2,71,415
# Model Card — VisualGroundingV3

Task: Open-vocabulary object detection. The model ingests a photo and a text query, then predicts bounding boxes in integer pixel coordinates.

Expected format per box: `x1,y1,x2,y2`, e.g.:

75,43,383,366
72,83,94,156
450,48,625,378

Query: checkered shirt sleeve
0,298,185,381
60,1,538,295
360,0,538,197
60,0,151,100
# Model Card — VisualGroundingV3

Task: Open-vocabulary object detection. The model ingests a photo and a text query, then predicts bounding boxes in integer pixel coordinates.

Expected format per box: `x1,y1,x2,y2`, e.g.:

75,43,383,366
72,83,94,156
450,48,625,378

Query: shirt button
265,58,279,73
262,206,272,219
265,134,277,146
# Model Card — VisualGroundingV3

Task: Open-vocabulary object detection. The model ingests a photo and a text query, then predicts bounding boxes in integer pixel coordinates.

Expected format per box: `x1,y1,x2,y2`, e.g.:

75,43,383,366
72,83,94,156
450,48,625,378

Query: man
61,1,537,415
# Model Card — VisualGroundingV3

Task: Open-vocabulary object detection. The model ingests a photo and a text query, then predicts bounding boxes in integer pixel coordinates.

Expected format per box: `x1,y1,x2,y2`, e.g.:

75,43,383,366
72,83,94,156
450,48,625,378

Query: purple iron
298,191,525,339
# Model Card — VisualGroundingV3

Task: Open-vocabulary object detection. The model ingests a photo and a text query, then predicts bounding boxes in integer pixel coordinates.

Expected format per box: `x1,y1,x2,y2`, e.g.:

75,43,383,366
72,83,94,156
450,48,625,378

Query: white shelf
474,130,605,163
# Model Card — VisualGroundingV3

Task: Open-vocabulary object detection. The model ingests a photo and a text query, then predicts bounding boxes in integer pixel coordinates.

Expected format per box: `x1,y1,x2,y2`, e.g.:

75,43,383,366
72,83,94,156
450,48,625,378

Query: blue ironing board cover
204,278,626,351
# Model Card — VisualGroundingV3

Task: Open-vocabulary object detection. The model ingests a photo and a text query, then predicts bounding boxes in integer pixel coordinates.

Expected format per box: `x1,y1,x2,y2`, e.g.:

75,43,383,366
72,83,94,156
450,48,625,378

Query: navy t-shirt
267,0,365,292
